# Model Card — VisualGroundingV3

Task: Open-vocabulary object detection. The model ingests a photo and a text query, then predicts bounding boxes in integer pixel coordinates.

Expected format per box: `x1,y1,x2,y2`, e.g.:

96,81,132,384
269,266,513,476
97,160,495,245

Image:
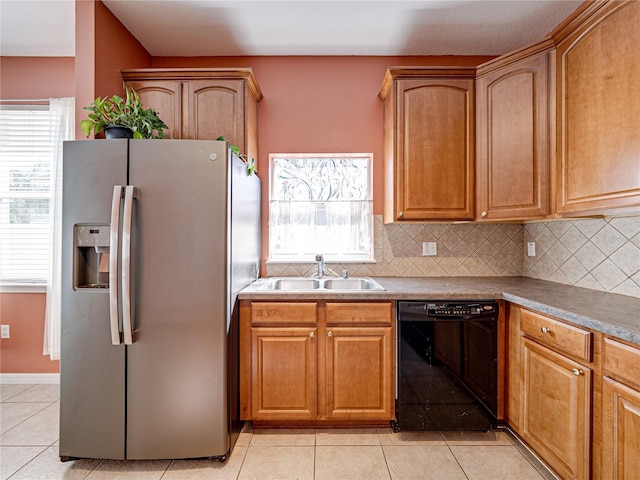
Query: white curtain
43,97,74,360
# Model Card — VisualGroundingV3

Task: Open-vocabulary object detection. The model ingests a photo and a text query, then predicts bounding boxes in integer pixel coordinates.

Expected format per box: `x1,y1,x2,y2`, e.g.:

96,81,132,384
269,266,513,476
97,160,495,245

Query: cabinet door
521,338,591,480
555,1,640,215
601,376,640,480
186,79,245,146
125,80,182,139
395,79,475,221
251,327,317,420
324,327,394,420
476,51,550,220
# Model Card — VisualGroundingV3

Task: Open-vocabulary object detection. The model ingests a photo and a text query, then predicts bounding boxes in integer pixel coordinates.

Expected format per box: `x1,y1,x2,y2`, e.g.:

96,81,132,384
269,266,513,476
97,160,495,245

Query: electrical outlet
422,242,437,256
527,242,536,257
1,325,10,339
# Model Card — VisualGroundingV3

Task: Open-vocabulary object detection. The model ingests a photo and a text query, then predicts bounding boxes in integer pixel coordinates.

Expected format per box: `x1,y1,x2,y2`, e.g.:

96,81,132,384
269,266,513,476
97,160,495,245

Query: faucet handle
315,254,323,261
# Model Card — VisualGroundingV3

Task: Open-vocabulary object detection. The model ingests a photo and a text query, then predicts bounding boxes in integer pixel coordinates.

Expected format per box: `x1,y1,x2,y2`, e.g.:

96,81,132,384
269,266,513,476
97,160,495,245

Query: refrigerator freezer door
126,140,231,459
60,140,128,460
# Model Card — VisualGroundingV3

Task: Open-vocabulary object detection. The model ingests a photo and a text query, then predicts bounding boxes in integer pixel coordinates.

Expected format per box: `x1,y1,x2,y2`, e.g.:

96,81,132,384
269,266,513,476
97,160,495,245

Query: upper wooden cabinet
475,40,553,221
379,68,476,222
552,0,640,215
122,68,263,161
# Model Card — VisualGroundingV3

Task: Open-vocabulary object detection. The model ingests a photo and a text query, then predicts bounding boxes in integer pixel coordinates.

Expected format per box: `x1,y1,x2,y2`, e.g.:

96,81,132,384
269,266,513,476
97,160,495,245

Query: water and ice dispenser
73,225,111,289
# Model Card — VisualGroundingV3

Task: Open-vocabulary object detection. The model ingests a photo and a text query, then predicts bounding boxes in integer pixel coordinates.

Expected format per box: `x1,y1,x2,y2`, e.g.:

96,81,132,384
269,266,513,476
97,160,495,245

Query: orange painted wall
0,294,59,373
74,0,152,138
0,57,75,99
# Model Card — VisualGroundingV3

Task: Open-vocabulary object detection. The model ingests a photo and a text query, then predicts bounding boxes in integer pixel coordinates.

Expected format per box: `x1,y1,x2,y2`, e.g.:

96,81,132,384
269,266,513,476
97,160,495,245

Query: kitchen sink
264,278,321,290
322,278,384,290
258,277,385,291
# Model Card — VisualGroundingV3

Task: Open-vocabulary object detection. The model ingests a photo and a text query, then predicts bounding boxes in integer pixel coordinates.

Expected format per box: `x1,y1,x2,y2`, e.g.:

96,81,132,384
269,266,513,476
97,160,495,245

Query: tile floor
1,384,558,480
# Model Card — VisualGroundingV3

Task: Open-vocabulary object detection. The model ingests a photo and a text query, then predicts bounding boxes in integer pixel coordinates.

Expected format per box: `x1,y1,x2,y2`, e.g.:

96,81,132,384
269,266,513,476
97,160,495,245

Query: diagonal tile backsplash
524,216,640,298
267,215,524,278
266,214,640,298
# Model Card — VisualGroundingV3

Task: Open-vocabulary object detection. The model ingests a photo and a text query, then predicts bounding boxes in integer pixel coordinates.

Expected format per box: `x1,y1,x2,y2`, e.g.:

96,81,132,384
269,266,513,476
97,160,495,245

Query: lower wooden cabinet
240,300,395,424
251,327,317,420
601,338,640,479
520,337,591,480
325,326,393,420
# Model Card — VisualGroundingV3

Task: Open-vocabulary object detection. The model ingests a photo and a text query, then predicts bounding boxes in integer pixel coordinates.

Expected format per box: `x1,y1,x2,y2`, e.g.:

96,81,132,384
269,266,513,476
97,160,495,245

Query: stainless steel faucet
315,254,325,277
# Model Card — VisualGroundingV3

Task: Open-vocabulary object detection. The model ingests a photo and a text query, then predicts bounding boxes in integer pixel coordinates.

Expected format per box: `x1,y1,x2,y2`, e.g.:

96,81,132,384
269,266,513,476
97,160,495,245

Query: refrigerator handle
109,186,123,345
122,185,136,345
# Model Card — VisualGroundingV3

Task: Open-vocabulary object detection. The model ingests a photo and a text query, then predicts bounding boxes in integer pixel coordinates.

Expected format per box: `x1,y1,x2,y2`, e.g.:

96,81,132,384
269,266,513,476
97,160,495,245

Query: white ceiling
1,0,583,57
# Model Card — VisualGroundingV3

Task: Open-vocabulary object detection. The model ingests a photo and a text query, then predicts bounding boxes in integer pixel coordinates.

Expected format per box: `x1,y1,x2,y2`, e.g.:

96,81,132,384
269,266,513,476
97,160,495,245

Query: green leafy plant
216,136,256,176
80,87,168,139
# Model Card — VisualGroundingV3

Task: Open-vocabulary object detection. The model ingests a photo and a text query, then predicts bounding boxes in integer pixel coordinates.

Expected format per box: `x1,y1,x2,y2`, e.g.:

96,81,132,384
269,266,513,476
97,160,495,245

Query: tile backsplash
267,215,524,278
524,216,640,298
266,214,640,299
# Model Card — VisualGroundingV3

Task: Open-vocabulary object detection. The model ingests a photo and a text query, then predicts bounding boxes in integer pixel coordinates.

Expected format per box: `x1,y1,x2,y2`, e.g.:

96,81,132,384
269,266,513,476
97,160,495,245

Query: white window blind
0,106,54,283
269,153,374,262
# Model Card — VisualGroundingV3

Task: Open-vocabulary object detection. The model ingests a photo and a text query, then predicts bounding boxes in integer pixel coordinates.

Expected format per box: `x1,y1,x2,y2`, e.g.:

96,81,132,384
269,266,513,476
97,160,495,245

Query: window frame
267,152,375,264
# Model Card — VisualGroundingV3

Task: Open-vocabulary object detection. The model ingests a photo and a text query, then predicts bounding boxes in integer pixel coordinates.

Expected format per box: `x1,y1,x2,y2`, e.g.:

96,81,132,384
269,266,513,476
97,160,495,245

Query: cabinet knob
327,331,333,337
541,327,551,334
572,368,584,376
309,331,315,338
481,211,487,217
398,211,404,218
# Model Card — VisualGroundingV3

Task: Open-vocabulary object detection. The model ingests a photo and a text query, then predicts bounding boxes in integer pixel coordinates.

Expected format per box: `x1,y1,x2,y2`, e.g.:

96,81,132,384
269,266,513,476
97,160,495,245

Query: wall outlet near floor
527,242,536,257
1,325,10,339
422,242,437,256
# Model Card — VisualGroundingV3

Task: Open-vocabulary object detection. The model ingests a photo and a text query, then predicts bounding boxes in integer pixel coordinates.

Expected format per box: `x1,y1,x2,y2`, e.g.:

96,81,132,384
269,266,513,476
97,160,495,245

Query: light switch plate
422,242,437,256
1,325,9,339
527,242,536,257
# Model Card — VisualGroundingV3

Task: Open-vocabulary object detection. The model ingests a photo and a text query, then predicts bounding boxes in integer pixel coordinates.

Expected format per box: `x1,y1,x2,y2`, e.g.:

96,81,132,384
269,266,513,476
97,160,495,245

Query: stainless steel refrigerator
59,139,260,461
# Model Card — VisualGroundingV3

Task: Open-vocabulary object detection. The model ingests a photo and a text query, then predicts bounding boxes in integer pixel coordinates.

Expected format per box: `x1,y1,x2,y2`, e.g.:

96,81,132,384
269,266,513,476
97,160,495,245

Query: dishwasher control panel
399,301,498,317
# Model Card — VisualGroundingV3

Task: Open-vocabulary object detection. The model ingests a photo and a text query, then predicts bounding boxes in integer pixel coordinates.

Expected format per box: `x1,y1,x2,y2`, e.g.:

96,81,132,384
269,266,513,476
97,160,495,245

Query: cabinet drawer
326,302,393,326
251,302,317,325
604,338,640,391
520,309,592,362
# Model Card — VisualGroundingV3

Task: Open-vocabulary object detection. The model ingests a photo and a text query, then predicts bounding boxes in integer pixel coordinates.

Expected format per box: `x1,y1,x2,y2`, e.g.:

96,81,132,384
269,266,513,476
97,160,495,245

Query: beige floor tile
235,430,252,446
0,402,59,446
0,445,47,480
163,445,247,479
238,445,314,480
377,428,446,445
316,428,380,445
450,445,545,480
6,446,100,480
442,429,513,445
383,445,467,480
1,402,50,434
249,428,316,446
6,384,60,403
85,459,171,479
0,385,33,402
315,445,390,480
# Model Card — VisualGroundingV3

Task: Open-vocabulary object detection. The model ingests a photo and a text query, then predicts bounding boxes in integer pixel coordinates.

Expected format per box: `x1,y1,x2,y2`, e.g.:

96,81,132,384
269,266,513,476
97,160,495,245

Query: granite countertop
239,276,640,345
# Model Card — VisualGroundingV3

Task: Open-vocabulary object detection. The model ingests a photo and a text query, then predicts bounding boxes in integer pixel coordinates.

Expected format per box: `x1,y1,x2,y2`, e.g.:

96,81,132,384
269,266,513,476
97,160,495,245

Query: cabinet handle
541,327,551,334
572,368,584,376
481,211,487,218
309,331,315,338
327,331,333,337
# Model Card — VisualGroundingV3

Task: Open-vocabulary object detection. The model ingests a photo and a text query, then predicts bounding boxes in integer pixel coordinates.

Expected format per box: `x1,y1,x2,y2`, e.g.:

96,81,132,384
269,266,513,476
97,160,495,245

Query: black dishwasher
395,300,499,431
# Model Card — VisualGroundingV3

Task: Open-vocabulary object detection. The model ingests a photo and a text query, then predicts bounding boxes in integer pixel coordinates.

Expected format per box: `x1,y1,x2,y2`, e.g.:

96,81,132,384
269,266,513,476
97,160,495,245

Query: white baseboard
0,373,60,384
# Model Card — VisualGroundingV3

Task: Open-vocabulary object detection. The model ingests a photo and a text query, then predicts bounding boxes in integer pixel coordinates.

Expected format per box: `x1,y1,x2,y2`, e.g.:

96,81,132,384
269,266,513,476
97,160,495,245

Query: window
269,153,373,262
0,106,55,283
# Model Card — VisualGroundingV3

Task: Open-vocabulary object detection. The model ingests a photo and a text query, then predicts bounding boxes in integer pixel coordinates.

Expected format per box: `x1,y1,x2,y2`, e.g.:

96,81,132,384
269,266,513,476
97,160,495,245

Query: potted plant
80,87,168,139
